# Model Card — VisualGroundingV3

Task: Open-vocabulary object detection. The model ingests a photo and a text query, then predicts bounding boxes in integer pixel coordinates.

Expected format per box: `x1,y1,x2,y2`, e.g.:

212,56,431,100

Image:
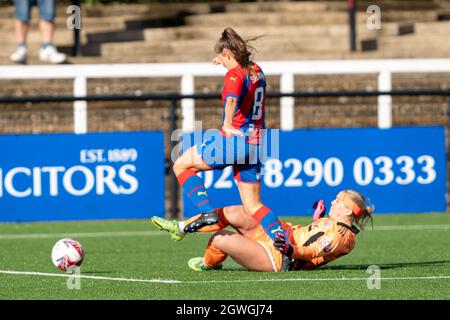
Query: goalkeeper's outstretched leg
150,205,257,241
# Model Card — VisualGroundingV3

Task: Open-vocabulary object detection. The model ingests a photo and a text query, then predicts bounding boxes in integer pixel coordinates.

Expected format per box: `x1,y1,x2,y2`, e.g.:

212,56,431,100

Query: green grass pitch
0,213,449,300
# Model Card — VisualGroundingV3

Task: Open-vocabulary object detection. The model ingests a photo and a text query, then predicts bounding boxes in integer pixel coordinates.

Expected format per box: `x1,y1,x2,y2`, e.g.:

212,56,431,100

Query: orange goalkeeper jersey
283,218,359,270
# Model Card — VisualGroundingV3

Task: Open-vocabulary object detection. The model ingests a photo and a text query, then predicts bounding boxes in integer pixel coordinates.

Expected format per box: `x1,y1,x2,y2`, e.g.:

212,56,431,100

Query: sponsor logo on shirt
319,236,333,253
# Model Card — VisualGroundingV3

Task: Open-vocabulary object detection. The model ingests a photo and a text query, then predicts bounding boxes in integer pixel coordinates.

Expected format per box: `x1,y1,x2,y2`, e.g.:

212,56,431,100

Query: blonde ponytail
343,189,375,231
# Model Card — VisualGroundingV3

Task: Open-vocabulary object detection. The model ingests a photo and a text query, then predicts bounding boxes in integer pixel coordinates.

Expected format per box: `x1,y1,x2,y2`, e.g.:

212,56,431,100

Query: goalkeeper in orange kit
151,189,374,272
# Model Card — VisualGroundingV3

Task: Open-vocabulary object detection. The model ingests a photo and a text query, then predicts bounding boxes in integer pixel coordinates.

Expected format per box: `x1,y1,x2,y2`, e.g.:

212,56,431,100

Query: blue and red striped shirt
221,63,266,144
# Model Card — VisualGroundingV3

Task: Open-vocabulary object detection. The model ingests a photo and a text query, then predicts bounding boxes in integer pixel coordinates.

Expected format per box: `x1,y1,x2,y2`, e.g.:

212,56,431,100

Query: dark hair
214,27,261,71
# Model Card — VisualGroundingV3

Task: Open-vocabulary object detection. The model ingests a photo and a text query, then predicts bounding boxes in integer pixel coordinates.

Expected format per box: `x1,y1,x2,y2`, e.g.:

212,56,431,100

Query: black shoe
183,211,219,233
280,255,294,272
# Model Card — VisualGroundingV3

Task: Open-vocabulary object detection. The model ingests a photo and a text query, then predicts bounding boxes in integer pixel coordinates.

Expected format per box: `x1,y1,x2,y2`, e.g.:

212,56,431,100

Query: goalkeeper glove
312,199,326,221
274,232,294,257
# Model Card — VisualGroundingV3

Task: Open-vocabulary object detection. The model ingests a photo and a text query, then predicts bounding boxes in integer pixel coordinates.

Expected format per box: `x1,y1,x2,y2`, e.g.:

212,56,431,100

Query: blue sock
42,42,52,49
177,169,214,213
253,205,285,241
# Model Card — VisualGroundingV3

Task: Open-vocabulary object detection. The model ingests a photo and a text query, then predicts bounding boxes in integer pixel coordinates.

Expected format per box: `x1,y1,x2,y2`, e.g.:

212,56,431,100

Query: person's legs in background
38,0,66,63
10,0,31,63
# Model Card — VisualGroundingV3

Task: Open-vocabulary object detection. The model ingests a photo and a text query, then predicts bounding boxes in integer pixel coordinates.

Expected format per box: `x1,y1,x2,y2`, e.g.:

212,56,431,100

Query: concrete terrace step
79,49,449,62
0,11,181,31
143,23,405,43
0,3,210,19
1,27,148,46
183,11,439,27
414,21,450,35
100,37,352,58
368,47,450,59
184,11,361,27
379,35,450,50
0,24,391,50
222,1,340,13
355,0,444,11
1,29,87,46
80,3,211,17
1,28,145,46
1,43,448,65
1,1,445,19
0,16,126,31
205,1,444,14
0,41,78,59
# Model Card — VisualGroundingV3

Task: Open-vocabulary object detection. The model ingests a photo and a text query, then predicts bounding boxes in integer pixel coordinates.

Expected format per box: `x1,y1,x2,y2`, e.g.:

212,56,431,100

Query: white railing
1,59,450,133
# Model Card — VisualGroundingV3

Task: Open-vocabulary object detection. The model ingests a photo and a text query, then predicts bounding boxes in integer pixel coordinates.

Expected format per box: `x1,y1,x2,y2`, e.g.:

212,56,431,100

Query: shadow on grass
317,260,450,271
211,260,450,272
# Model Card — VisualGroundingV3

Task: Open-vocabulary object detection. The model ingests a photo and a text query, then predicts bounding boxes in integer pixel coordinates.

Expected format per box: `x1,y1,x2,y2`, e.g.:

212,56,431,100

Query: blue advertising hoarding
183,126,446,217
0,131,165,222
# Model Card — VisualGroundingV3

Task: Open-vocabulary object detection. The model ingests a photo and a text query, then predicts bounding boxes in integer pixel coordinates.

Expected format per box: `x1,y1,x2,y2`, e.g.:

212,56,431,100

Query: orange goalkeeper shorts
250,226,283,272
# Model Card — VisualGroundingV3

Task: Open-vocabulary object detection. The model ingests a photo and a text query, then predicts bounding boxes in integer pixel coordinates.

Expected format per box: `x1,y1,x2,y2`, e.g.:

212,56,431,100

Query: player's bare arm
222,96,244,136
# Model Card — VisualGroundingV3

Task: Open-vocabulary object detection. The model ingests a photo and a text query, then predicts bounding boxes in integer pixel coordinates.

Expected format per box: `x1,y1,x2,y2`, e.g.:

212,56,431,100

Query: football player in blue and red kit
171,28,289,267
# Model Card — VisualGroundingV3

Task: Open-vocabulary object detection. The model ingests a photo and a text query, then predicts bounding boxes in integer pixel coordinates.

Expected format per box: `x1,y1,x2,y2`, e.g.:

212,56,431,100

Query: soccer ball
51,238,84,271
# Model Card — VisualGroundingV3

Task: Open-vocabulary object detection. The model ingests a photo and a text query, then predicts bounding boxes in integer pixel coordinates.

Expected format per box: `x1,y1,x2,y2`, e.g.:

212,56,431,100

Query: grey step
0,26,145,45
3,37,450,65
0,3,210,19
0,16,127,31
379,35,450,49
100,37,352,57
184,12,362,27
183,11,439,27
143,23,404,43
1,29,86,45
0,47,446,65
224,1,443,13
355,0,443,11
0,42,80,59
414,21,450,35
0,12,184,32
374,49,450,58
222,1,336,13
80,3,211,17
1,1,443,19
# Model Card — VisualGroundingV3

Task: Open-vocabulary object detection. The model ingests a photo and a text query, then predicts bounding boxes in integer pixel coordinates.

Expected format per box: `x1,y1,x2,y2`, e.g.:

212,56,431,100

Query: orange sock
203,242,228,267
184,208,230,233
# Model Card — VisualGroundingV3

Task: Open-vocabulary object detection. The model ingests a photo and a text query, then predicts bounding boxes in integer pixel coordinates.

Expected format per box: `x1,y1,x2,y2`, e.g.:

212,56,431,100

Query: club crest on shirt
323,220,332,228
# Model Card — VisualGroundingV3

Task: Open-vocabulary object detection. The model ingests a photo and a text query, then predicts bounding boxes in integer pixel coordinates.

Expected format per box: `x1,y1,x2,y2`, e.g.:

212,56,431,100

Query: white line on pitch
0,270,181,284
0,231,166,240
1,270,450,285
182,275,450,284
0,224,448,240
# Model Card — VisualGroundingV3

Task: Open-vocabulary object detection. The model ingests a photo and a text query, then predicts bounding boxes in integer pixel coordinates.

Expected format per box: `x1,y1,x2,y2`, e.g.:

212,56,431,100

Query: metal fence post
169,98,179,219
72,0,82,57
348,0,357,52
